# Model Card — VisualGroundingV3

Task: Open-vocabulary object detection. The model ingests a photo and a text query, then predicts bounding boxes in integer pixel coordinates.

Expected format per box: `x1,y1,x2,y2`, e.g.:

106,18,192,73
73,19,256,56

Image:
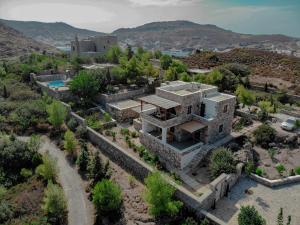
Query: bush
67,118,78,131
238,205,266,225
144,172,183,217
130,131,139,138
47,101,67,129
92,179,122,215
20,168,33,179
103,113,112,123
42,181,67,224
275,164,286,175
295,166,300,175
0,201,14,224
36,153,57,182
255,167,264,177
76,125,87,139
245,161,255,175
120,128,130,136
64,130,78,155
209,148,236,178
76,143,89,172
88,153,109,184
253,124,276,148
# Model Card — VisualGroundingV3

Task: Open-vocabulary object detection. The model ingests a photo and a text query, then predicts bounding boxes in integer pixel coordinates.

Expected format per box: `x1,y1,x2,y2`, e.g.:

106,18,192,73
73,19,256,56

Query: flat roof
205,93,235,102
108,100,140,110
139,95,181,109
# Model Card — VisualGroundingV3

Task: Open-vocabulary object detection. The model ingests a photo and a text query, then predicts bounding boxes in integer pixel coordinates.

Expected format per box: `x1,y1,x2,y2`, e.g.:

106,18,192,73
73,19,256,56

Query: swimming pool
48,80,65,88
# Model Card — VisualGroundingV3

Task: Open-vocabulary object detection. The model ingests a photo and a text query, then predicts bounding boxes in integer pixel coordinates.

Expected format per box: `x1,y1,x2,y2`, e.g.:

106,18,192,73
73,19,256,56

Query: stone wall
36,81,74,102
250,173,300,187
95,88,146,108
133,118,142,131
35,74,67,82
107,106,139,123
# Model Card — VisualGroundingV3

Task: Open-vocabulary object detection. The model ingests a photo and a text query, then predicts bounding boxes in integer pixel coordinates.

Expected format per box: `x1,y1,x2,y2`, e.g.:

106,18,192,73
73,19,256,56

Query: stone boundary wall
250,173,300,187
235,109,258,120
63,107,242,225
95,88,146,108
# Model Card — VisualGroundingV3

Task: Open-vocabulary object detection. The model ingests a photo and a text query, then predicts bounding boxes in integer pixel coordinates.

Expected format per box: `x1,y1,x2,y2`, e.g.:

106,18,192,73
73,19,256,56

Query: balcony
141,112,182,128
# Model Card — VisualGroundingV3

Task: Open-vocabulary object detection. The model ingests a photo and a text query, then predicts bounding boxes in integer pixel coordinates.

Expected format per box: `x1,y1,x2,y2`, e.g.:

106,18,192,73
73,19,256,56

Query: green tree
209,148,236,178
92,179,122,214
88,153,106,184
69,70,101,104
106,45,122,64
36,153,58,182
125,56,141,80
238,206,266,225
64,130,77,155
160,55,173,70
47,101,67,129
235,85,255,111
154,50,162,59
76,143,89,172
253,124,276,148
42,181,67,224
144,172,183,217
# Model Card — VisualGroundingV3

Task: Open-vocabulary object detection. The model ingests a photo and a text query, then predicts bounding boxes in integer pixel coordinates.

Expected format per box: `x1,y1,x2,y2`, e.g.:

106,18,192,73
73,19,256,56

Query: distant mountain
0,19,105,48
0,22,58,60
113,20,300,55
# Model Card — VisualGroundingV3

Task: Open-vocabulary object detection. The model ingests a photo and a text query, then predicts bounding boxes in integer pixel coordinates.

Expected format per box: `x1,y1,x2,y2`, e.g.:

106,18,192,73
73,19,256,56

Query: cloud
128,0,198,7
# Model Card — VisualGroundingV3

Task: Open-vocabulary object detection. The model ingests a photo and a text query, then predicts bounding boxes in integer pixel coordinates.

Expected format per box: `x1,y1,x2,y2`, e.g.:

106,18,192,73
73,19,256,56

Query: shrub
42,181,67,224
67,117,78,131
238,205,266,225
0,201,14,224
103,113,112,123
275,164,286,175
144,172,183,217
131,131,139,138
182,217,198,225
88,153,108,184
76,143,89,172
64,130,78,155
92,179,122,215
160,55,173,70
20,168,33,179
253,124,276,148
47,101,67,128
36,153,58,182
76,125,87,139
209,148,236,178
255,168,264,177
295,166,300,175
0,186,6,201
27,135,41,152
111,131,116,141
120,128,130,136
245,161,255,175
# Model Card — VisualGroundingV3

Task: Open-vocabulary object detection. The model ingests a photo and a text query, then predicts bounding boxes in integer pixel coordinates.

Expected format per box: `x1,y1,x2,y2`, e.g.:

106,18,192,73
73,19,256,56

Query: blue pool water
48,80,65,88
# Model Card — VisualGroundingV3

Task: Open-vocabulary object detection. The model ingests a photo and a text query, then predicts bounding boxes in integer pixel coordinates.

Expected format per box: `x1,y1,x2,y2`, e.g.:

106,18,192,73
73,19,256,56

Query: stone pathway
209,176,300,225
21,136,95,225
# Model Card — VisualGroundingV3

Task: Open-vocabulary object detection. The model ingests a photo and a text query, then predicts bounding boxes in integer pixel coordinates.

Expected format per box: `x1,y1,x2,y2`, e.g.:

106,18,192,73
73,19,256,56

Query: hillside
113,20,300,54
0,19,105,48
0,22,58,60
183,48,300,93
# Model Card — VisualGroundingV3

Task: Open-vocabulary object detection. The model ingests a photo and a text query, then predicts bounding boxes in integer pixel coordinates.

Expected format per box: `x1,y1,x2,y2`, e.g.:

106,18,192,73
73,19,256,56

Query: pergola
179,120,207,142
139,95,180,121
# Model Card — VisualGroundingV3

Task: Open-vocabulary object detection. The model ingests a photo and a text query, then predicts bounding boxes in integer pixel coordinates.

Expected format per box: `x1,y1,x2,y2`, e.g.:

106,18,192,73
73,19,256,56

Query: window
223,105,228,113
187,105,192,114
219,124,223,133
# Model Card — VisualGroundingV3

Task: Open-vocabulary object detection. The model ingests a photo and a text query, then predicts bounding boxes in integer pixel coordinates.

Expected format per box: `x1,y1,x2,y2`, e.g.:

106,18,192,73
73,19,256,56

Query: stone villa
71,35,117,56
138,81,236,170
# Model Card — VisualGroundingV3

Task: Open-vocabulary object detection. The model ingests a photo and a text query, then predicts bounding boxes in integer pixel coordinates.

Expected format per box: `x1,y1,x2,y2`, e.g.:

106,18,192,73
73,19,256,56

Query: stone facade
140,81,236,169
71,35,117,56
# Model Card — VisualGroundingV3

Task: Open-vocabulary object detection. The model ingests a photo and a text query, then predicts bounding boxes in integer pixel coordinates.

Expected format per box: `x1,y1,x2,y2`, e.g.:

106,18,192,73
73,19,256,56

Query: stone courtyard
209,176,300,225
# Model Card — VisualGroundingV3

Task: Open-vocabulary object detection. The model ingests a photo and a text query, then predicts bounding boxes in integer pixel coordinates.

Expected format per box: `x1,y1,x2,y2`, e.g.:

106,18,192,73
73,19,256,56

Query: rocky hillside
0,19,105,48
113,20,300,54
183,48,300,92
0,22,58,60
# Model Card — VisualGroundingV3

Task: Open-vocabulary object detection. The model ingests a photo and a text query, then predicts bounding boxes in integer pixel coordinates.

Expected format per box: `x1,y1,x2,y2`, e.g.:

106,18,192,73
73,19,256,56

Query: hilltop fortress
71,35,117,56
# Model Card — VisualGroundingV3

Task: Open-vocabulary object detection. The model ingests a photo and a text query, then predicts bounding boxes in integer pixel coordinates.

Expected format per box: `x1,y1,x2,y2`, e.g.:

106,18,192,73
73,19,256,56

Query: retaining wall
250,173,300,187
65,108,242,225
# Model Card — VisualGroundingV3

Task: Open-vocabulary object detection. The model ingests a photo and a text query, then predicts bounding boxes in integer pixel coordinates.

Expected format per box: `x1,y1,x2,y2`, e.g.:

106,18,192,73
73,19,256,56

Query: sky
0,0,300,37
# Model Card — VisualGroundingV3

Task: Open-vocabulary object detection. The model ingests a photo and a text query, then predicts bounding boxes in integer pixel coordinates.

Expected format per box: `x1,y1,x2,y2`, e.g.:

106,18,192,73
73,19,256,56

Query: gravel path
209,176,300,225
35,136,95,225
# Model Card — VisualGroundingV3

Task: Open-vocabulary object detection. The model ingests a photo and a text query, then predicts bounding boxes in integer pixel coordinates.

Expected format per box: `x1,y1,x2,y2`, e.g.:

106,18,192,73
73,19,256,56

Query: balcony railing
141,112,182,128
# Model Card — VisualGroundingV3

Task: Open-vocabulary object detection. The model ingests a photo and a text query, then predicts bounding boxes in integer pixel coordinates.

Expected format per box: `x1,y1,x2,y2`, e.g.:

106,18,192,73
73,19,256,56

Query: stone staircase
184,135,234,173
